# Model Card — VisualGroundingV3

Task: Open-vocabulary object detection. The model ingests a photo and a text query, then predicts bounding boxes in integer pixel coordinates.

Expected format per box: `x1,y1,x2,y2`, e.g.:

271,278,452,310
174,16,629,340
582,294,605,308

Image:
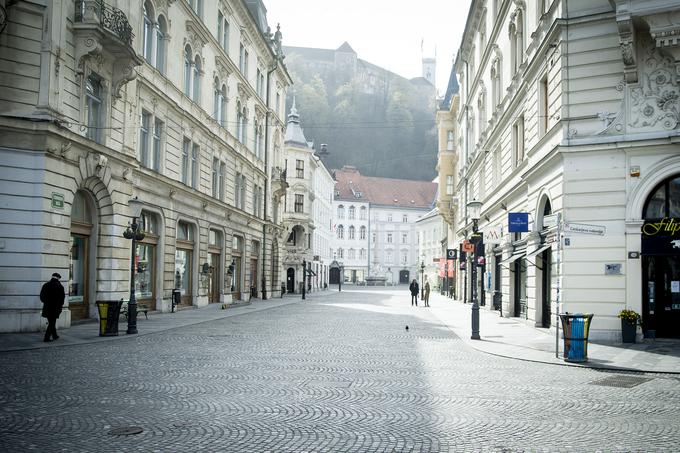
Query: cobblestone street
1,288,679,452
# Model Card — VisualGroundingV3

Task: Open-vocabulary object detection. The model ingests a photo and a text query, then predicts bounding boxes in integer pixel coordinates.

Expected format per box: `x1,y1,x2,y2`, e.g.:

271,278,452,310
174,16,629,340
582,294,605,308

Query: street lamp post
302,259,306,300
420,261,425,299
123,197,145,335
467,199,483,340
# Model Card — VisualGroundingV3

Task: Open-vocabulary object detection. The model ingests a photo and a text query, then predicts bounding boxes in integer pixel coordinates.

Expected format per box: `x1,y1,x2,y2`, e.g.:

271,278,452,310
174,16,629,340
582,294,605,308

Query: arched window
359,206,367,220
510,9,524,75
183,45,192,97
644,175,680,219
491,57,502,108
478,89,486,139
242,108,248,145
349,225,355,239
348,205,355,220
360,226,366,240
253,119,259,154
156,16,167,74
337,248,344,259
143,1,154,64
337,225,344,239
192,55,201,103
337,205,345,219
213,78,222,122
257,124,264,158
236,101,242,140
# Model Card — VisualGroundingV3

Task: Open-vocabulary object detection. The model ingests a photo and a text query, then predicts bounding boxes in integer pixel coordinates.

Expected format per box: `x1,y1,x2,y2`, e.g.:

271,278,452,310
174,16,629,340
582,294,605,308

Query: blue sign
508,212,529,232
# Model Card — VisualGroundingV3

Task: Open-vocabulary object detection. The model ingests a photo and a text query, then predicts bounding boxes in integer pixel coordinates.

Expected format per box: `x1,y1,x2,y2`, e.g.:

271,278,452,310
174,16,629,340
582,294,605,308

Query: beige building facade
0,0,291,332
447,0,680,341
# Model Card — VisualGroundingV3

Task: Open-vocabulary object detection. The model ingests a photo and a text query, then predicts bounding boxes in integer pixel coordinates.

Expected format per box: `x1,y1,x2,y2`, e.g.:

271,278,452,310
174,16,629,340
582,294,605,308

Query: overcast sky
265,0,473,96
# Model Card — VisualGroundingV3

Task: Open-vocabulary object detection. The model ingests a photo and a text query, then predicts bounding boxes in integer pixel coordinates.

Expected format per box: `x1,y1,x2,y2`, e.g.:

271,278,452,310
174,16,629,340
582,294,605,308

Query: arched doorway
69,191,96,321
641,174,680,338
287,267,295,293
399,270,410,284
539,197,553,328
329,267,340,285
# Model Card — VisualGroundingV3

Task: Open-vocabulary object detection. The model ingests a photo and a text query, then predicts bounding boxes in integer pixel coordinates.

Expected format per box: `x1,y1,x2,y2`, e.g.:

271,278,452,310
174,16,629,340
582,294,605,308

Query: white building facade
416,207,446,293
311,150,334,290
0,0,291,332
453,0,680,341
330,197,370,284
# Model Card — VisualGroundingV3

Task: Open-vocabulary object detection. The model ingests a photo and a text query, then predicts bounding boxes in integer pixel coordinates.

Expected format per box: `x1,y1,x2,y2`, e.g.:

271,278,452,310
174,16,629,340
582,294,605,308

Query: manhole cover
108,426,144,436
590,375,652,388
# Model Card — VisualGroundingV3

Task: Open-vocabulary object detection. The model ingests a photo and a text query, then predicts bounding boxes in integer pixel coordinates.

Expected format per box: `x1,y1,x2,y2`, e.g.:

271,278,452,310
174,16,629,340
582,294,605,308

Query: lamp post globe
467,199,482,340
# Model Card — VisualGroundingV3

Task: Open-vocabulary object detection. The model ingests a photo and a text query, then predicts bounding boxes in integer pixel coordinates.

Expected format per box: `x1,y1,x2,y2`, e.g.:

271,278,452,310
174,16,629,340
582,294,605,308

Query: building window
402,214,408,223
491,58,502,108
212,157,219,198
360,248,366,259
188,0,202,18
510,9,524,74
446,131,454,151
294,194,304,213
386,250,393,263
253,184,262,217
143,2,153,65
348,206,355,220
360,226,366,240
539,73,549,137
348,249,355,260
156,16,167,74
338,248,344,259
387,233,393,243
192,55,201,103
446,175,454,195
512,115,525,166
337,205,345,219
235,173,246,209
140,111,150,167
372,232,376,243
401,251,408,264
214,80,227,127
181,138,198,188
296,159,304,178
219,161,226,201
402,233,408,244
349,226,355,239
184,46,193,97
239,43,248,76
337,225,344,239
360,206,367,220
217,11,229,52
85,74,103,143
387,214,393,222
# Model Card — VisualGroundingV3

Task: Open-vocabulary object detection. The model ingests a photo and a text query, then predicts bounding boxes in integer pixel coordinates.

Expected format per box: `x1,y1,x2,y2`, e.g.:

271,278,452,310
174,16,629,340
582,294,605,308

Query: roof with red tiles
333,166,437,209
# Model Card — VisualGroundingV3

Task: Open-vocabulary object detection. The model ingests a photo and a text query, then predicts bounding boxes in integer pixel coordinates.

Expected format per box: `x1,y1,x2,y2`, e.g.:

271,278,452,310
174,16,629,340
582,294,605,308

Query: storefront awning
500,252,525,264
305,268,317,276
526,244,551,258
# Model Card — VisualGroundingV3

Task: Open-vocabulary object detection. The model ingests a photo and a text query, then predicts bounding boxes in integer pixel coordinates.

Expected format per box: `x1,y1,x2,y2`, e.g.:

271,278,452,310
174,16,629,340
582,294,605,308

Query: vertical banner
439,258,445,277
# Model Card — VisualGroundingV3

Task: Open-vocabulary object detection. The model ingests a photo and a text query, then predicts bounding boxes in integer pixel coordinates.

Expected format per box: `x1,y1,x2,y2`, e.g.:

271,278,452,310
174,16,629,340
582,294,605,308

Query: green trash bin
559,313,594,363
96,300,123,336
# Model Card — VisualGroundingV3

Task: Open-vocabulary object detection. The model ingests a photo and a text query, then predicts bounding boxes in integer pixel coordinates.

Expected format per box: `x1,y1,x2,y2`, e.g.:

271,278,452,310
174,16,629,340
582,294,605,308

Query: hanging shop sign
484,224,504,244
463,240,474,253
439,258,445,277
508,212,529,232
446,248,457,260
641,218,680,255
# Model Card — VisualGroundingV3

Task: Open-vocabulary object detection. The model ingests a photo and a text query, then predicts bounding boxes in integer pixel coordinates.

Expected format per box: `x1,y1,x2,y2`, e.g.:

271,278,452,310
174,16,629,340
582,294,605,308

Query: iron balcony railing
75,0,134,47
273,167,287,183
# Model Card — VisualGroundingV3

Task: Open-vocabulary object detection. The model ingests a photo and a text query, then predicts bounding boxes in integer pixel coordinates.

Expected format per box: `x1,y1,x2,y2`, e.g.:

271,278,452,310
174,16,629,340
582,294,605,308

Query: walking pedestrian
40,273,65,342
409,279,419,306
424,280,431,307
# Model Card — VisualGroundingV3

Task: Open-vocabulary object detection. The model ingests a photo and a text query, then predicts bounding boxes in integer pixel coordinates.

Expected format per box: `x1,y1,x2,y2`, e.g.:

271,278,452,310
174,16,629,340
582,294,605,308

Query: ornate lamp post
302,258,306,300
420,260,425,299
467,199,483,340
123,197,145,335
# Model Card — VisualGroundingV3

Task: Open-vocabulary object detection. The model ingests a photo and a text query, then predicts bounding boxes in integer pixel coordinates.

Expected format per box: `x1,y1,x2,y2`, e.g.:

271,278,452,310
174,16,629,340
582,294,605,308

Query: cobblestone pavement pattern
1,288,679,452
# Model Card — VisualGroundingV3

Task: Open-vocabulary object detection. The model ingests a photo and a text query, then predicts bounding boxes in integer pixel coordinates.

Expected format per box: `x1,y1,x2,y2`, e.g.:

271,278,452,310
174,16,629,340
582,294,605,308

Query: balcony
271,167,289,198
73,0,142,98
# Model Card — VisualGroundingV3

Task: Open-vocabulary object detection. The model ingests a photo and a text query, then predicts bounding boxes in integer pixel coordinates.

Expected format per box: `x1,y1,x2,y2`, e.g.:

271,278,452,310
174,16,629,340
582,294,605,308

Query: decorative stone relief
629,36,680,130
616,16,638,83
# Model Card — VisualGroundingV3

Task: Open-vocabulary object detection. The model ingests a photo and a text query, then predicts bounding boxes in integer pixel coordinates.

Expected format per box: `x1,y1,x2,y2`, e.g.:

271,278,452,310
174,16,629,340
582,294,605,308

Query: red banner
448,266,455,278
439,258,445,277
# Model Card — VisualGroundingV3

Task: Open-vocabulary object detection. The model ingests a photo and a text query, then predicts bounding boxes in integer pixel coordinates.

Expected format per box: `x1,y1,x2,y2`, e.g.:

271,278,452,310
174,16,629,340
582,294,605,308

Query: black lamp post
420,260,425,299
228,260,235,292
302,259,306,300
123,197,145,335
467,199,483,340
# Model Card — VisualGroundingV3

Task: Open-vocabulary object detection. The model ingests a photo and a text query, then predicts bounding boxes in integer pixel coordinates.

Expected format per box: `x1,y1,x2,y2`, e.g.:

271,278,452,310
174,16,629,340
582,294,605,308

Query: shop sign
446,248,457,260
463,240,474,253
508,213,529,232
543,213,559,229
641,218,680,255
484,224,504,244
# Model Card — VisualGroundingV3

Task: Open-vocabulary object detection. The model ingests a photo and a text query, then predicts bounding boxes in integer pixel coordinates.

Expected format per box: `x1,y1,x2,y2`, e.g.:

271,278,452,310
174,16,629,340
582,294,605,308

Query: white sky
265,0,473,96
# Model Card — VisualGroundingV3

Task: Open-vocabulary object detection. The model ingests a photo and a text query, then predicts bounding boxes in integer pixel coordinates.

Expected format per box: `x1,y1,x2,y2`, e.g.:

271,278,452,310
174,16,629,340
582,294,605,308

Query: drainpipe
262,60,279,300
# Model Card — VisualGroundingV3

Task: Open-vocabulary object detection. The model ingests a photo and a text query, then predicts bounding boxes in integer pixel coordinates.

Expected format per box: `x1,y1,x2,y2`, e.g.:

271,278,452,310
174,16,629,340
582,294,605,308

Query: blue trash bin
559,313,594,363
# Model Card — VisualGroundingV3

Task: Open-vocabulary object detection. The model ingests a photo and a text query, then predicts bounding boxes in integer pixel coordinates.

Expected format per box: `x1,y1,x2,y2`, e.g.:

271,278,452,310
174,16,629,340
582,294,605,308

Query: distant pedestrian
409,279,419,306
424,280,431,307
40,273,65,342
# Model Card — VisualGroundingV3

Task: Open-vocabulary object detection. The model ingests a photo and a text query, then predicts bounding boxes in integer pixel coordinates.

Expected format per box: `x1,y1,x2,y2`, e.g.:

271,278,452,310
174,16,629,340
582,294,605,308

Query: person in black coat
409,279,419,306
40,273,65,342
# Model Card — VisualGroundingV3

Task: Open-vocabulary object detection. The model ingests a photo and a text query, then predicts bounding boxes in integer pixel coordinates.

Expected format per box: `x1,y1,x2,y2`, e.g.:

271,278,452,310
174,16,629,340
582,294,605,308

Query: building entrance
399,270,410,284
